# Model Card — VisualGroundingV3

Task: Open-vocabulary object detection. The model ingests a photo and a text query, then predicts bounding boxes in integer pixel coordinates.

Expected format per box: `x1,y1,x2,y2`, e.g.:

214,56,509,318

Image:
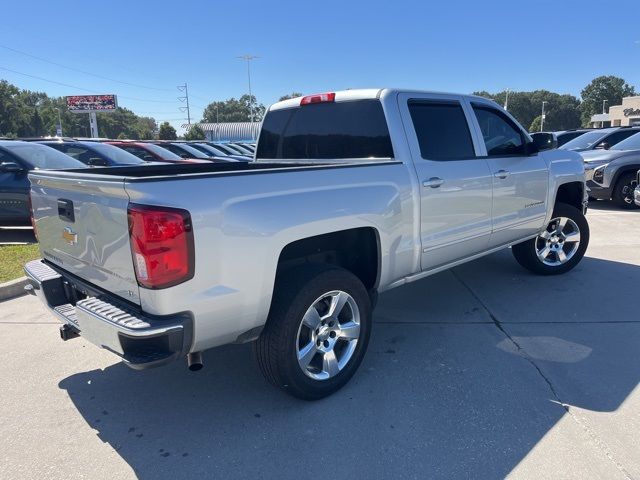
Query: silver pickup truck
25,89,589,399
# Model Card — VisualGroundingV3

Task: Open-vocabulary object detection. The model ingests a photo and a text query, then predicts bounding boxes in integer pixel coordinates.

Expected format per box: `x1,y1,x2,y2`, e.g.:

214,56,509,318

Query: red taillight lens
127,204,195,289
300,92,335,105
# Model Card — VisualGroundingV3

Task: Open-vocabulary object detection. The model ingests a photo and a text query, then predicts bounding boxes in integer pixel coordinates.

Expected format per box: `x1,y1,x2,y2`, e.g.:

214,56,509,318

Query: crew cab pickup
25,89,589,399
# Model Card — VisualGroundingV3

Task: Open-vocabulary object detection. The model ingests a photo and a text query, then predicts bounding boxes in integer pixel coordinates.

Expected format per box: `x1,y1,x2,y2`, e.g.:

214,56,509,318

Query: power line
0,44,174,92
0,66,177,103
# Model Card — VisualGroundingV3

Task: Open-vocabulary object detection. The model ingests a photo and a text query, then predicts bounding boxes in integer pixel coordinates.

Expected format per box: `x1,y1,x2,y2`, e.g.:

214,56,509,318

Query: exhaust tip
187,352,203,371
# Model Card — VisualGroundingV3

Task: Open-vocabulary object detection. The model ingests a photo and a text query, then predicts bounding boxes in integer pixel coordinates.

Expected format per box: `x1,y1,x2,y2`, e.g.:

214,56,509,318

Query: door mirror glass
0,161,24,173
530,132,557,151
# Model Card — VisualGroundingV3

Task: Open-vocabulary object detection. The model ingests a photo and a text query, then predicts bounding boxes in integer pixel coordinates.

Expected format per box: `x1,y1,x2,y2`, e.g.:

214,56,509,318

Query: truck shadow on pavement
58,251,640,479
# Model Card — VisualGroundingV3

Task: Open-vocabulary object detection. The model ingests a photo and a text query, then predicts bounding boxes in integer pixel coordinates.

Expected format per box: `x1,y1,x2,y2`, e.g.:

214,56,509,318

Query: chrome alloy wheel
535,216,581,266
621,180,638,205
295,290,361,381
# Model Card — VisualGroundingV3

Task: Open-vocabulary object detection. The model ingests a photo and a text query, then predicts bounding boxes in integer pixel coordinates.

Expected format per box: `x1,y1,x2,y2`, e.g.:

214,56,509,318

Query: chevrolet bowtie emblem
62,227,78,246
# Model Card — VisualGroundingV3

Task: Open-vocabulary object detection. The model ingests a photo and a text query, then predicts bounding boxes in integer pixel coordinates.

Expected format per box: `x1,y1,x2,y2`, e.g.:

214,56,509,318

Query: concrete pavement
0,202,638,479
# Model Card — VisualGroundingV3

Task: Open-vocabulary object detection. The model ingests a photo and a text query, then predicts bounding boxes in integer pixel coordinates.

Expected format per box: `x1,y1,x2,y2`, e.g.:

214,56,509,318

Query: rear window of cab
257,100,394,159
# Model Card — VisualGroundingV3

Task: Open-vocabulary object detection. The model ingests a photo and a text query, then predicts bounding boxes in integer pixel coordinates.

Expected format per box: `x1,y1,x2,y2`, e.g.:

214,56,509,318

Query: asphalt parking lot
0,202,638,480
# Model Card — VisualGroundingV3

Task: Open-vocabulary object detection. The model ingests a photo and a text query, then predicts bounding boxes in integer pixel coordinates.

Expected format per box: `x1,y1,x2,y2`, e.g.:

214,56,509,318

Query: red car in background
106,141,207,163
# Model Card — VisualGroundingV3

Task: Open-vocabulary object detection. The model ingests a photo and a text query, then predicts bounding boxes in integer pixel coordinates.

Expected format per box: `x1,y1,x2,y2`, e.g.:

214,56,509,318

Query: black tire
512,202,589,275
255,265,372,400
612,172,639,209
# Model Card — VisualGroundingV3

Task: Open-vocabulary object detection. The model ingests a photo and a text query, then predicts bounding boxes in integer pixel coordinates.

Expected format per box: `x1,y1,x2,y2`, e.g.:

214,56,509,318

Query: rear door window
257,100,394,159
408,101,476,160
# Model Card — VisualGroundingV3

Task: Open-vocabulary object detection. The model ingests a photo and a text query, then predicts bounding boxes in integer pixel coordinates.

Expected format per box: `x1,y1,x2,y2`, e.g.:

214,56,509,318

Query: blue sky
1,0,638,132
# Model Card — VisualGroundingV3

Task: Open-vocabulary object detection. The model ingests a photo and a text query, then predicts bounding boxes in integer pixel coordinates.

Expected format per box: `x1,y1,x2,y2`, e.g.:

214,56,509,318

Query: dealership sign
66,94,118,113
623,108,640,117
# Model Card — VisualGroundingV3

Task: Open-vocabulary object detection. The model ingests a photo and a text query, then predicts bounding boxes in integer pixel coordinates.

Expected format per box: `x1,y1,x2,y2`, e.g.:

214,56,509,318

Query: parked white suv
25,89,589,399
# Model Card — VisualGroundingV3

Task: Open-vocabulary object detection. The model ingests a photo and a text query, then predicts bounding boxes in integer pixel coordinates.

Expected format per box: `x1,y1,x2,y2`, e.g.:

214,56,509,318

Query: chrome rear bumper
24,259,192,369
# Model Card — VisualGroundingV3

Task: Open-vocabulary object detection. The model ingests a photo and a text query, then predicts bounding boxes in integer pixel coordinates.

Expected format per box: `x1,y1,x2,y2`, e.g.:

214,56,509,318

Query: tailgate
29,172,140,305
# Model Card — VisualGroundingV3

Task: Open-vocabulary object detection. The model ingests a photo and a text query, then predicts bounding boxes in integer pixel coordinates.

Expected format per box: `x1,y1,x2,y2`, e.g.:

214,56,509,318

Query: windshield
82,142,144,165
194,143,226,156
141,143,182,160
4,143,85,169
610,132,640,151
560,130,610,150
210,144,235,155
170,143,210,159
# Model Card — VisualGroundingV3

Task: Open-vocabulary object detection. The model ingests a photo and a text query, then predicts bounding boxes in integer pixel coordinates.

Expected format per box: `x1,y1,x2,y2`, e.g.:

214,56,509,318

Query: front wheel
612,172,639,209
512,202,589,275
255,265,372,400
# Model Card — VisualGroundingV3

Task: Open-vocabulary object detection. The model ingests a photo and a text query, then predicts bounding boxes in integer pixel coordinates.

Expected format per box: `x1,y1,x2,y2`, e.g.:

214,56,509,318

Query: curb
0,276,29,302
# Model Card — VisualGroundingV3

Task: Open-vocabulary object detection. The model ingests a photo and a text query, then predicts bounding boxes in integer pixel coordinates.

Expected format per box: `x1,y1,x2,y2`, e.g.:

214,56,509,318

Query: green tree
279,92,303,101
473,89,581,131
529,116,543,132
136,116,157,139
158,121,177,140
580,75,636,127
201,95,265,123
184,124,205,141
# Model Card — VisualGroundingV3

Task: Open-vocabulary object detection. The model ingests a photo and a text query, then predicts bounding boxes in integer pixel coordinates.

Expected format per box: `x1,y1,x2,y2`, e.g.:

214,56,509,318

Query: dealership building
591,95,640,127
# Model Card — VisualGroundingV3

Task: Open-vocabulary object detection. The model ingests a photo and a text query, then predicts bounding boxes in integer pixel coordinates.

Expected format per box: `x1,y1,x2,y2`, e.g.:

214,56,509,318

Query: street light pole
504,89,510,110
55,107,63,137
541,101,548,132
237,55,259,136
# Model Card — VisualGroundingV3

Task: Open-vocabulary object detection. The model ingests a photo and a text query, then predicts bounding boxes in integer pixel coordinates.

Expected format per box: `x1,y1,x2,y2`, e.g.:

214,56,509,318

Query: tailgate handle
58,199,75,223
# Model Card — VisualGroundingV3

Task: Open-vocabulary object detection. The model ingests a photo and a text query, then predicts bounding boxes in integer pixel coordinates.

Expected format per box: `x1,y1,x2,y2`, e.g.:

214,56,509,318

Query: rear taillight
127,204,195,289
300,92,335,105
28,193,38,240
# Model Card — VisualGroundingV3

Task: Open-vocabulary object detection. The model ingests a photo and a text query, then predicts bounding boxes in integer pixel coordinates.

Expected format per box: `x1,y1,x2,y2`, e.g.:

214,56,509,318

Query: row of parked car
532,126,640,208
0,138,256,226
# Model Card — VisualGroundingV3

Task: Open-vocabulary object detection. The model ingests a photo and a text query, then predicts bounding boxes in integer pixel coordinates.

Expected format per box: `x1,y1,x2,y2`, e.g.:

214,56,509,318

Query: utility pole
541,101,548,132
504,89,510,110
237,55,259,130
178,83,191,126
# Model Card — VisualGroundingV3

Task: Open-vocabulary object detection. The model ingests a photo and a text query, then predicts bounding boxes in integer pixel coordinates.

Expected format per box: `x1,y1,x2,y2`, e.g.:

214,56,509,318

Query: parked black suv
0,141,85,226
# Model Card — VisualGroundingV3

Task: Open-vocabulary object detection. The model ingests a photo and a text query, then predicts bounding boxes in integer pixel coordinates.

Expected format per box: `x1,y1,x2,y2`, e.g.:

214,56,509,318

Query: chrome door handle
494,170,510,179
423,177,444,188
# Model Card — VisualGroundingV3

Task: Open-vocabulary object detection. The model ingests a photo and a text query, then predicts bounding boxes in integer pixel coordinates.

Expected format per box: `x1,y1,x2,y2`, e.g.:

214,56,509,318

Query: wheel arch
554,181,585,211
611,165,640,189
276,227,382,294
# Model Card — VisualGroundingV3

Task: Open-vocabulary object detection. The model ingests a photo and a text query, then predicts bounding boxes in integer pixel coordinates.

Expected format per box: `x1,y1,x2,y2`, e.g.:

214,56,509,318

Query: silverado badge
62,227,78,246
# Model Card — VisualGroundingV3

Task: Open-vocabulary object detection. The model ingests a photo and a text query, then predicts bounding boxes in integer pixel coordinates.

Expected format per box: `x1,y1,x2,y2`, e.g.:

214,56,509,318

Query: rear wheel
255,265,371,400
512,202,589,275
612,172,639,209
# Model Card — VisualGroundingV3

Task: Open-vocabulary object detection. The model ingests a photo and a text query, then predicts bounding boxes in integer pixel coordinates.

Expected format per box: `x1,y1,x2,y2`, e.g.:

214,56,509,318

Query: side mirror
595,142,610,150
0,161,25,173
530,132,557,152
180,153,190,158
87,157,108,167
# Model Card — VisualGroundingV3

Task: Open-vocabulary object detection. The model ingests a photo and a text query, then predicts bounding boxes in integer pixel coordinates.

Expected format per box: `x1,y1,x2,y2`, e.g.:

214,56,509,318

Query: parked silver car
583,132,640,208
